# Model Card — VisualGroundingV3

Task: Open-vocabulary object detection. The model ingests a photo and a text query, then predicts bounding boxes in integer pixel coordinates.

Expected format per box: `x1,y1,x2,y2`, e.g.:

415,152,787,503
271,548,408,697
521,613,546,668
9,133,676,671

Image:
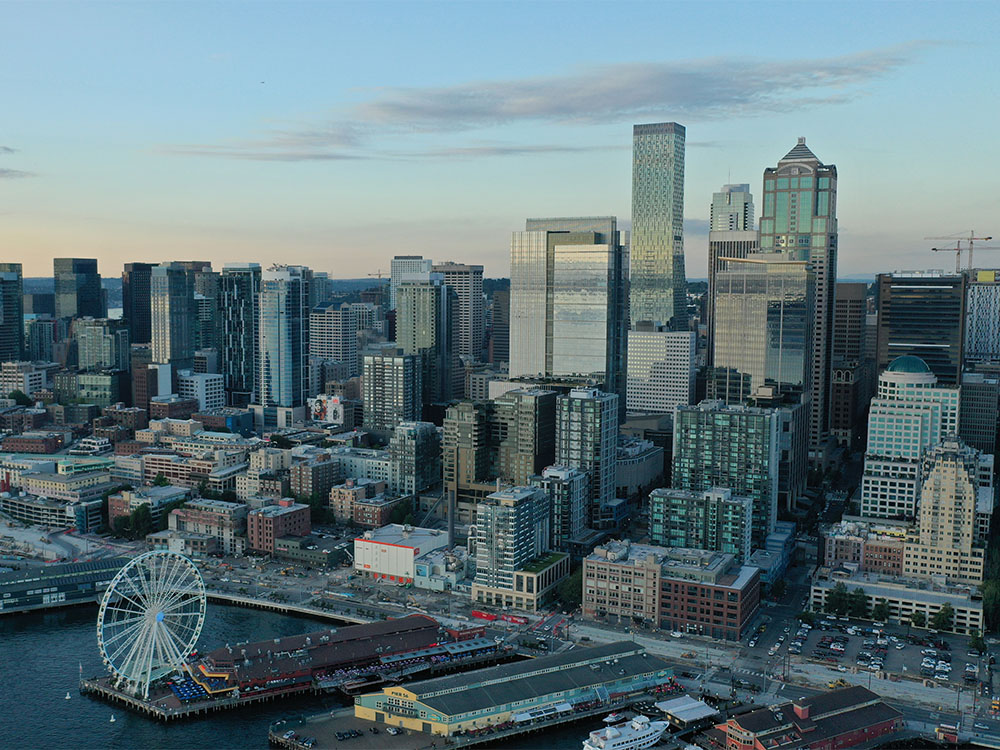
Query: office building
432,262,484,360
965,269,1000,362
0,263,24,361
74,318,130,372
388,421,442,496
510,216,628,401
626,326,695,414
441,400,497,523
876,271,965,385
530,465,588,552
353,524,450,584
121,262,154,346
22,292,53,316
710,254,814,404
901,438,992,586
833,282,868,363
396,277,458,403
25,318,61,362
257,265,311,410
648,487,753,563
860,356,960,519
583,541,760,640
960,368,1000,459
707,185,757,363
246,500,311,554
54,258,102,319
362,351,421,438
220,262,261,406
176,370,225,411
830,282,873,449
673,401,780,547
630,122,687,330
389,255,433,311
472,486,568,612
489,289,510,365
151,262,196,371
555,388,618,524
310,302,359,377
759,138,838,459
168,498,248,556
494,388,557,484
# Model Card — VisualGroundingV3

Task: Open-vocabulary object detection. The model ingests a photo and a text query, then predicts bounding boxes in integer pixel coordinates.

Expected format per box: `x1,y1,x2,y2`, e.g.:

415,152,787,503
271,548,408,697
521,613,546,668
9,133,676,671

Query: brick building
328,478,386,524
149,395,199,420
247,499,311,553
290,457,341,501
1,432,64,454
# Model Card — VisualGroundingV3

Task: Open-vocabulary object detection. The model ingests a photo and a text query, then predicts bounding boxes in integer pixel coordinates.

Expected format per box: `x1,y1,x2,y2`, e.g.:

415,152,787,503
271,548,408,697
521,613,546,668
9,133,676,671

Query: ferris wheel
96,551,207,699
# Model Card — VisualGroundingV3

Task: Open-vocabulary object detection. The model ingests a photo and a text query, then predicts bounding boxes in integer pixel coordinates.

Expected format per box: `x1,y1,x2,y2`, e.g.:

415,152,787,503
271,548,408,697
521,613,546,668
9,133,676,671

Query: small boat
65,692,72,700
603,713,624,723
110,715,116,723
583,715,668,750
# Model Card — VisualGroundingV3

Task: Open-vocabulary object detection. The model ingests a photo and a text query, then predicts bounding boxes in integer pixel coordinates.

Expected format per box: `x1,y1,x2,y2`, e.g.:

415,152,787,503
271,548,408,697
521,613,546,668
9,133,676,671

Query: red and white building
353,524,449,584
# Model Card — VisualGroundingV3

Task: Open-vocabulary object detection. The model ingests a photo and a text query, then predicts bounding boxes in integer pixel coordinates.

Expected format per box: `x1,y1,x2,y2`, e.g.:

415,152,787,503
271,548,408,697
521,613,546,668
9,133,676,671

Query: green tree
158,498,188,531
796,611,817,626
112,516,131,538
389,499,413,525
130,504,153,540
770,579,787,600
825,582,850,616
269,434,293,449
7,389,32,406
848,588,870,618
982,579,1000,632
910,611,926,628
930,603,955,632
970,629,987,654
153,472,169,487
557,566,583,610
871,599,890,623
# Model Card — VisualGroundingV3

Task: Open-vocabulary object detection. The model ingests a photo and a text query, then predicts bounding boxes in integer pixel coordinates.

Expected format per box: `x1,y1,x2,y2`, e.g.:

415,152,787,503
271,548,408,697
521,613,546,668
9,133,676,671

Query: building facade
626,326,695,415
555,388,618,525
649,487,753,563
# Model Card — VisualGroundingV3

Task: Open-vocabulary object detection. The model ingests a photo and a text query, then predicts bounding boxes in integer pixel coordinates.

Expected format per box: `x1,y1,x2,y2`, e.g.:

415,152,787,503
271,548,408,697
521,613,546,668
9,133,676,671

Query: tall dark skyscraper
0,263,24,361
54,258,102,319
151,262,196,371
630,122,687,331
490,289,510,366
220,263,260,406
122,262,154,345
760,138,838,459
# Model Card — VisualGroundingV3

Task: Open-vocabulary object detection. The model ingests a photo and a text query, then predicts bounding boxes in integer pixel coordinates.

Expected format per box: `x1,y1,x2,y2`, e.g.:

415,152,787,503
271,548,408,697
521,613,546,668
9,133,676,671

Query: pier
204,591,373,625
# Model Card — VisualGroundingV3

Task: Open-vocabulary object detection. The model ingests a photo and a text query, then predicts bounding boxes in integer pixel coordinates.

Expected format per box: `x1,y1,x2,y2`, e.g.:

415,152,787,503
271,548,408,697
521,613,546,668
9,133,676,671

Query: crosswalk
734,668,766,678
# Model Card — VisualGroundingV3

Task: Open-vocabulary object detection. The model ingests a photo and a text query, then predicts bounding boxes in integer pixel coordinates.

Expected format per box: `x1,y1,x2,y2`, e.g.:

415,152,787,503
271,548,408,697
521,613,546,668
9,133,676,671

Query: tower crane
926,231,998,273
367,269,387,280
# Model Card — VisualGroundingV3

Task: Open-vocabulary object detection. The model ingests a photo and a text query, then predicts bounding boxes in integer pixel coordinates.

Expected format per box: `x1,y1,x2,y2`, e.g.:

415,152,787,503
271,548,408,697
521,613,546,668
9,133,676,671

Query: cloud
0,146,15,155
0,168,34,179
684,218,711,235
166,42,933,162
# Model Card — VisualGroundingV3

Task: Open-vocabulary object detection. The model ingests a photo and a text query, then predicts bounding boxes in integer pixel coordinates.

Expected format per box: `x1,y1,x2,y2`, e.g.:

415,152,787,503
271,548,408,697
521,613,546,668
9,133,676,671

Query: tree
130,504,153,540
825,582,850,616
970,629,987,654
770,579,787,601
930,603,955,632
871,599,890,623
848,588,870,619
112,516,131,538
910,611,926,628
982,579,1000,632
389,499,413,525
7,389,31,406
557,566,583,610
796,611,817,626
153,472,169,487
269,434,293,449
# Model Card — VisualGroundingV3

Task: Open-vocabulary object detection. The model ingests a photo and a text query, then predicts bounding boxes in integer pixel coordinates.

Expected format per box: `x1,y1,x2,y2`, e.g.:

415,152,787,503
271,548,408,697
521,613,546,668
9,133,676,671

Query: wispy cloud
0,168,34,179
0,146,15,155
165,43,933,162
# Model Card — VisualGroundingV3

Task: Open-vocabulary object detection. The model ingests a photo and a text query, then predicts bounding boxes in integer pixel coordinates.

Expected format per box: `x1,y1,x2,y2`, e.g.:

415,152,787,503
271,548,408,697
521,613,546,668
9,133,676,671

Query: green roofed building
354,641,673,736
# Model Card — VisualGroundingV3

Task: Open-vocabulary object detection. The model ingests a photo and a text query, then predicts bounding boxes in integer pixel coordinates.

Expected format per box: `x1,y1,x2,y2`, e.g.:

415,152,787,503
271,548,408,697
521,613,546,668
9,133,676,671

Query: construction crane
367,269,387,280
926,231,998,273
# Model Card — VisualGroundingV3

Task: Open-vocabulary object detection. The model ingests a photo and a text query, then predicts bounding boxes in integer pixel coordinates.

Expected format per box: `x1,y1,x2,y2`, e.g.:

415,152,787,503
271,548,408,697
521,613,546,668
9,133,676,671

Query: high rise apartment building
257,265,311,410
389,255,433,311
432,262,484,360
531,465,588,552
860,356,960,520
150,262,195,371
509,217,628,401
876,272,965,385
0,262,24,361
555,388,618,524
396,277,458,403
630,122,687,330
759,138,838,459
672,401,780,547
625,325,695,414
362,351,422,438
121,262,154,346
74,318,130,372
310,302,359,377
707,184,757,364
54,258,103,319
388,421,442,496
494,388,556,485
648,487,753,563
220,263,260,407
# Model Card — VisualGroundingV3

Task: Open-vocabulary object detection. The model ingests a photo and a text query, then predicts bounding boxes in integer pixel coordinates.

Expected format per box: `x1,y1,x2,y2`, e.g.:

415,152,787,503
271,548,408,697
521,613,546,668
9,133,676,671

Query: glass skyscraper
150,262,195,371
707,184,757,364
0,263,24,361
257,265,310,408
759,138,838,458
220,262,261,406
121,262,154,346
630,122,687,330
54,258,103,319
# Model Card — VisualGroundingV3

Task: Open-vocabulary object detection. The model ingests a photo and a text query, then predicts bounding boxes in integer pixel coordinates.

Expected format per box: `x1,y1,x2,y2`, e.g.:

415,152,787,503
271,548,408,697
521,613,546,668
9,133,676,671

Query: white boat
583,715,668,750
65,692,72,700
110,715,116,723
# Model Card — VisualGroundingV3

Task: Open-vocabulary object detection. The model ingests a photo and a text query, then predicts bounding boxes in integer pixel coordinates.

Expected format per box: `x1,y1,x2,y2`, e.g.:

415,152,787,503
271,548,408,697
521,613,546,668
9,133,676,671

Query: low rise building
414,546,471,592
353,493,406,528
2,431,65,454
821,519,907,577
107,485,190,527
168,498,248,555
0,492,103,532
615,436,664,497
274,535,342,568
149,395,200,420
246,499,311,553
19,469,114,504
147,529,218,557
354,524,450,584
329,478,387,524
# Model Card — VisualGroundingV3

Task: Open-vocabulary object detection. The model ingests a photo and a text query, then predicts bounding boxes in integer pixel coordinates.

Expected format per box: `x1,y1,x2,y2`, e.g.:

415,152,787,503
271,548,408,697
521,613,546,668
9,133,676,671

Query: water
0,604,591,749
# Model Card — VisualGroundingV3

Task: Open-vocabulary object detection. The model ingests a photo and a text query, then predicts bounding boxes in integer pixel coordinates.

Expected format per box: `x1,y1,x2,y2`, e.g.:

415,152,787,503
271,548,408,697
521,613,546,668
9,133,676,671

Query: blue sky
2,1,998,279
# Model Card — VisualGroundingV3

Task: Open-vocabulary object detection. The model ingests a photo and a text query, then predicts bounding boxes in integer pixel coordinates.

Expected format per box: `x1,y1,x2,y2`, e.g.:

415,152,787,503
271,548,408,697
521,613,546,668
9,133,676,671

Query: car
839,616,850,622
896,643,906,649
748,639,758,647
922,649,938,657
670,631,683,638
969,650,983,658
784,626,791,633
975,722,991,731
385,727,401,736
778,635,786,642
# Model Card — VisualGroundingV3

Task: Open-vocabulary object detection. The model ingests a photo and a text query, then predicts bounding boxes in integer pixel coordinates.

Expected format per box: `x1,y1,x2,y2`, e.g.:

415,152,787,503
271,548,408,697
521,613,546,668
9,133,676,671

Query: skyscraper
0,262,24,361
396,276,458,403
510,217,628,400
830,282,872,450
389,255,433,311
494,388,557,484
555,387,618,525
625,325,695,414
54,258,102,319
630,122,687,330
362,351,422,438
121,262,154,346
74,318,130,371
876,271,966,385
710,254,814,404
257,265,311,410
432,262,484,360
150,262,195,371
310,302,359,377
965,270,1000,363
707,184,757,364
531,466,588,552
759,138,838,459
489,289,510,366
220,263,261,407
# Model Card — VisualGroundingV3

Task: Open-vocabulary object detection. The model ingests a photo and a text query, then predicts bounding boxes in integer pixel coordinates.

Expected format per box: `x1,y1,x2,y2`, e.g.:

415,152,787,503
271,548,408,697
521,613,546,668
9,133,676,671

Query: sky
2,1,999,280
